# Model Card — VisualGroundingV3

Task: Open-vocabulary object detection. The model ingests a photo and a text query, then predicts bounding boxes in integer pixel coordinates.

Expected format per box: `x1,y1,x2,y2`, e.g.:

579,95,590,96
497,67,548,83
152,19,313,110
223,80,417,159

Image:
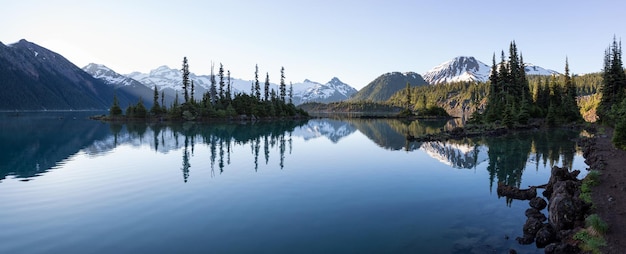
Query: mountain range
0,39,563,110
85,64,357,105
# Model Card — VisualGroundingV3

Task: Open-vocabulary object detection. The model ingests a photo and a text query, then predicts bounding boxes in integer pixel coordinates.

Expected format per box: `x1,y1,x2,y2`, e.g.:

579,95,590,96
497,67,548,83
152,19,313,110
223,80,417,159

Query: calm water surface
0,112,587,253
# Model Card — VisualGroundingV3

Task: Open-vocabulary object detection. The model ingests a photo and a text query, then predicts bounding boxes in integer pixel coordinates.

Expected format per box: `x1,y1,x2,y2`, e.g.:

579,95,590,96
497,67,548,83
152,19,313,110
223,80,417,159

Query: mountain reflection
1,114,581,187
0,112,111,181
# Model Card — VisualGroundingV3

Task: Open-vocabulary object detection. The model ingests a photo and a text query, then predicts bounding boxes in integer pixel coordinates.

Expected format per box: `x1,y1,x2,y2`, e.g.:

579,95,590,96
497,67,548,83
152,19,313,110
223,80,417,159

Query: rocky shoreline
497,166,591,253
494,125,613,254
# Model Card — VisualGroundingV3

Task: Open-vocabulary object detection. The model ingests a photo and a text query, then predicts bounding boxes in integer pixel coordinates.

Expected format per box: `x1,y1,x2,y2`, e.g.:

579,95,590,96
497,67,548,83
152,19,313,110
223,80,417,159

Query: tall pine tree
254,64,261,99
181,57,190,104
280,67,286,102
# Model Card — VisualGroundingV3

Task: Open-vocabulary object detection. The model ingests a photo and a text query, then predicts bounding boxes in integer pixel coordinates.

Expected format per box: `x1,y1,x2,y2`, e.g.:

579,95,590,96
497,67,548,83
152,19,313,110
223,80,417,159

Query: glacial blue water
0,112,587,253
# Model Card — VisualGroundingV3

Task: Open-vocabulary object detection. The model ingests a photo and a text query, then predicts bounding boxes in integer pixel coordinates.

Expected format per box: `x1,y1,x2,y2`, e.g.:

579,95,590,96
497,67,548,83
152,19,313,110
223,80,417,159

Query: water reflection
1,114,581,188
103,121,307,182
0,112,110,181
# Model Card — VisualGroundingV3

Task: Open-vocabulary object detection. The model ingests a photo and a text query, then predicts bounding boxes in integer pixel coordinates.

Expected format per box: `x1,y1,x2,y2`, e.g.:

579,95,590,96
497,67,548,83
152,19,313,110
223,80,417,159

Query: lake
0,112,587,253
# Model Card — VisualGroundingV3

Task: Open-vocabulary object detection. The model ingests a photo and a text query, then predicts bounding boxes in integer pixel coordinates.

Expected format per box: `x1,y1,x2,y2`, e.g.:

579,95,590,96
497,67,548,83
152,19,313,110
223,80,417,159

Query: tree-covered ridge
350,72,428,102
109,57,308,121
387,81,489,118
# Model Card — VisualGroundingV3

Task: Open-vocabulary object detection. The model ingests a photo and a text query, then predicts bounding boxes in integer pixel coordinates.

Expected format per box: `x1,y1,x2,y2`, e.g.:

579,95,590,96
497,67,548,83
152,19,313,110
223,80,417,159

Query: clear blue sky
1,0,624,89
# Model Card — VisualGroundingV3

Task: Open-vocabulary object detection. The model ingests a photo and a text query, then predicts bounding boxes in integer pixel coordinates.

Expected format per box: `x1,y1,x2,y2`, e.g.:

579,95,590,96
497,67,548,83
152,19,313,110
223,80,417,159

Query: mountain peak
328,77,343,84
423,56,491,84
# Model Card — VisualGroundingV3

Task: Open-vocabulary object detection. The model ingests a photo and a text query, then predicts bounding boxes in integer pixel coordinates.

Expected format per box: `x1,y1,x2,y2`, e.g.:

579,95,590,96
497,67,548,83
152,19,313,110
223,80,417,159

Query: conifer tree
150,85,161,115
182,57,190,104
599,37,626,123
280,67,286,102
226,70,232,101
254,64,261,99
218,63,225,101
161,91,166,112
264,72,270,101
210,63,217,105
134,98,147,118
191,80,195,103
289,82,293,104
405,82,412,110
110,93,122,116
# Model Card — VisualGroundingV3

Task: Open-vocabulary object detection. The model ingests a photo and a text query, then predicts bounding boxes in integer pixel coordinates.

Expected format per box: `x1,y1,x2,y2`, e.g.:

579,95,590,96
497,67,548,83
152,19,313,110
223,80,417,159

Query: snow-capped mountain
82,63,167,107
83,63,143,88
423,56,491,84
423,56,559,84
291,77,357,104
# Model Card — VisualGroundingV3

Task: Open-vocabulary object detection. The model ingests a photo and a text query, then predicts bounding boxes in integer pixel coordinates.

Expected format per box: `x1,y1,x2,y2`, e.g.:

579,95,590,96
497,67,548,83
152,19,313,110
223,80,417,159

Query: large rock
548,180,586,231
529,197,547,210
535,224,556,248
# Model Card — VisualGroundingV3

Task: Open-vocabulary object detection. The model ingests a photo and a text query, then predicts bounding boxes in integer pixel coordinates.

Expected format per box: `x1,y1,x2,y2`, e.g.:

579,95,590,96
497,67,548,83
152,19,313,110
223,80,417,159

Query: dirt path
587,127,626,253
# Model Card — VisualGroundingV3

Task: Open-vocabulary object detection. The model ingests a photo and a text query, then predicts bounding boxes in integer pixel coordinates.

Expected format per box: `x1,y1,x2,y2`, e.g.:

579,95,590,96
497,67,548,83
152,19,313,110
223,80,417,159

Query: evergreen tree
280,67,286,102
218,63,225,101
599,37,626,123
562,57,582,122
210,63,217,105
161,91,166,113
254,64,261,99
289,82,293,104
190,80,195,103
264,72,270,101
150,85,161,115
134,98,147,118
226,70,232,102
405,82,411,110
110,93,122,116
182,57,190,104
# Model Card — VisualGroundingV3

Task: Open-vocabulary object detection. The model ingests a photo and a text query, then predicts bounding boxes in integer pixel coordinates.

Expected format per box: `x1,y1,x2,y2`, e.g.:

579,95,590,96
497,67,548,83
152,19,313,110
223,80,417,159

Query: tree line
109,57,308,121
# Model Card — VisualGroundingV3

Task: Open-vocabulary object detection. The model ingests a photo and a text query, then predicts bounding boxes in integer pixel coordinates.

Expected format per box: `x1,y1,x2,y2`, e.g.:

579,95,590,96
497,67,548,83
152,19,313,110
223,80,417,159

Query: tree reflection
112,120,307,182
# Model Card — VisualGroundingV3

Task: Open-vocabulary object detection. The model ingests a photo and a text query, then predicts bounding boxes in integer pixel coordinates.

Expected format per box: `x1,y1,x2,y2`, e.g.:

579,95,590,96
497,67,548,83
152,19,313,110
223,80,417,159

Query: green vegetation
595,37,626,149
575,170,607,253
108,58,308,121
580,170,600,204
574,229,607,254
388,80,488,117
472,42,582,127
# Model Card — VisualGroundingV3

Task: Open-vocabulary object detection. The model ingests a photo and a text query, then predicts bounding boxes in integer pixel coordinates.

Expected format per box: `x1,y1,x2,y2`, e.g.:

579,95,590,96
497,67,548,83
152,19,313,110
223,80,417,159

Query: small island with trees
95,57,308,122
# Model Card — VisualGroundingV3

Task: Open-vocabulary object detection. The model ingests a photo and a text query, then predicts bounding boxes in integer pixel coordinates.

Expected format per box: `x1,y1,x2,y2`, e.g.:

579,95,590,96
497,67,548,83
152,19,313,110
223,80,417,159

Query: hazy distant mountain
0,39,139,110
125,65,355,105
423,56,491,84
423,56,559,85
83,63,163,106
351,72,428,102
